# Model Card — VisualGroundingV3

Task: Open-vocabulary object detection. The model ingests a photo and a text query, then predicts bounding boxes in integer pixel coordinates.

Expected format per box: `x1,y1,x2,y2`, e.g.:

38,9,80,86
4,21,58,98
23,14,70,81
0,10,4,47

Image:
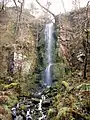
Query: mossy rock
52,63,68,81
6,95,18,108
3,105,11,113
0,84,4,91
20,91,31,97
77,83,90,91
86,115,90,120
31,98,40,104
20,104,26,111
61,81,69,90
3,82,19,90
48,108,57,118
0,78,4,84
56,107,70,119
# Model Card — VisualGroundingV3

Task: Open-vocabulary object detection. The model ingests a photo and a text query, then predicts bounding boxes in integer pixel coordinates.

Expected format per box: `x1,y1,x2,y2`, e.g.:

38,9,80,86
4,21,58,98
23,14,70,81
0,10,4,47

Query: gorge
0,1,90,120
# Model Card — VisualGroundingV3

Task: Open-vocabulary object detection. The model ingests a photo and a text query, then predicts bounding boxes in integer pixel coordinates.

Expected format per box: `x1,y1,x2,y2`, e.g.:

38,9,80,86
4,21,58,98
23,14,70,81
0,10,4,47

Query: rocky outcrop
57,6,90,78
0,7,38,119
0,8,37,76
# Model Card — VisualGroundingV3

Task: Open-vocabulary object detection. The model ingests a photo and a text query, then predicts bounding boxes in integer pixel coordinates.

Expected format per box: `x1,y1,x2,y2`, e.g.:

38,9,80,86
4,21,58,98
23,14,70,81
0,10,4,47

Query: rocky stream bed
11,87,56,120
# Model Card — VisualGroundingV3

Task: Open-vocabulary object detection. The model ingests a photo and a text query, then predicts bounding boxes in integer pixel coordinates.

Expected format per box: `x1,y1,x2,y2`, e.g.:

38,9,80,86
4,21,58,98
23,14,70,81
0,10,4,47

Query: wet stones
42,100,51,108
11,95,50,120
31,98,40,104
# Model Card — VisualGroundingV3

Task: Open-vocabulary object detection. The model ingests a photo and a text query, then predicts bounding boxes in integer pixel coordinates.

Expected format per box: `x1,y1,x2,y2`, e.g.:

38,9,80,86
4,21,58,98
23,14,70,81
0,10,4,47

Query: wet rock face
42,100,51,108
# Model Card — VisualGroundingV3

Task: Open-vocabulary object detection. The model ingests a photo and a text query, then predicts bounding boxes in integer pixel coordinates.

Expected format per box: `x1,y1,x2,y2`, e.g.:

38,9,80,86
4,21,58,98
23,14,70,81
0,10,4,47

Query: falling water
38,99,42,111
44,23,55,87
26,108,32,120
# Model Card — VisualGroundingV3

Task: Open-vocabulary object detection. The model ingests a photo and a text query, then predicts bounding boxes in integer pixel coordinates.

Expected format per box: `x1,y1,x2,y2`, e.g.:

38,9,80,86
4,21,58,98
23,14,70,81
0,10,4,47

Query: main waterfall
44,23,55,87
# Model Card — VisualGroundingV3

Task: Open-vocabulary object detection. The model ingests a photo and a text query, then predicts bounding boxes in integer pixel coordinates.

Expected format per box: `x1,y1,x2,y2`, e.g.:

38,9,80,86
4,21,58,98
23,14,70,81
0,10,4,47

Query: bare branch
18,0,24,22
36,0,55,18
0,0,4,12
13,0,18,8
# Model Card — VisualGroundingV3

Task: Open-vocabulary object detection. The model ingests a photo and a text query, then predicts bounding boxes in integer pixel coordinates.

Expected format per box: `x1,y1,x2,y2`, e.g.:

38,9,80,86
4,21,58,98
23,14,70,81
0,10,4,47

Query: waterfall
44,23,55,87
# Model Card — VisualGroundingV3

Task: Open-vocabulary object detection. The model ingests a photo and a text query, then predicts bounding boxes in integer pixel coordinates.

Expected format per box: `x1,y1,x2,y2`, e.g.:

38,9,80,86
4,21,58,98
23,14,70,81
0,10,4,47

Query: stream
11,91,51,120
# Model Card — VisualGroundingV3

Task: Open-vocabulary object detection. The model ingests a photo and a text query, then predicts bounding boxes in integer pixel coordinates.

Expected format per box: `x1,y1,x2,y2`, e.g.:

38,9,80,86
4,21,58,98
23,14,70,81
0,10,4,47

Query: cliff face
0,7,39,119
0,8,38,117
58,6,90,78
0,8,37,76
47,7,90,120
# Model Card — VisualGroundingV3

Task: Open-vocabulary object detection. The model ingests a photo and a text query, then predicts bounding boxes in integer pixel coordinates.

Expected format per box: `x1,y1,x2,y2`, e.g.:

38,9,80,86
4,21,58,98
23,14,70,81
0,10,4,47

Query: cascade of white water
26,108,32,120
38,99,42,111
44,23,54,86
38,95,46,120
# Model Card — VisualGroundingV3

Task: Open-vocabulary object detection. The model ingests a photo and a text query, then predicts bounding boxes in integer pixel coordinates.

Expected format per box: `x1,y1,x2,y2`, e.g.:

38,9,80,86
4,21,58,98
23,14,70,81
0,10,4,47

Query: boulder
31,98,40,104
42,100,51,107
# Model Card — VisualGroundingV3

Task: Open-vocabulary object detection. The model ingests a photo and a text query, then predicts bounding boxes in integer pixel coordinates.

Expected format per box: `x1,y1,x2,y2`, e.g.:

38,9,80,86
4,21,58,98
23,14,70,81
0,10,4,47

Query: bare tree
36,0,61,32
0,0,4,12
18,0,24,22
36,0,55,19
13,0,24,34
13,0,18,8
0,0,10,12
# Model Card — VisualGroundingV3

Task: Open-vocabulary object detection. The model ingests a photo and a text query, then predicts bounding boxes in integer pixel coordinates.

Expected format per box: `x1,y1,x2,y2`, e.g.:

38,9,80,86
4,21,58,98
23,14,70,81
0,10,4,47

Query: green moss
61,81,69,90
3,104,11,113
3,82,19,90
48,108,57,118
86,115,90,119
6,95,18,108
49,74,90,120
52,63,68,81
77,83,90,91
57,107,70,119
20,105,26,110
20,91,31,97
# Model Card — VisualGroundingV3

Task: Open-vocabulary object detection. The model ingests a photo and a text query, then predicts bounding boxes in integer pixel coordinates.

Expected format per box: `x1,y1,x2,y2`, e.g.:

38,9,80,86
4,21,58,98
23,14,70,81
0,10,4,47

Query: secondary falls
44,22,55,87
